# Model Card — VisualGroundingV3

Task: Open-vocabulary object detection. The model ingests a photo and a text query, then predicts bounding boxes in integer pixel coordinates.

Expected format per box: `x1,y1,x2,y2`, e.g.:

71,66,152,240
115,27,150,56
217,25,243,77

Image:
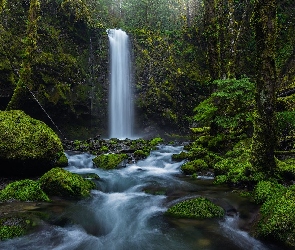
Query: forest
0,0,295,249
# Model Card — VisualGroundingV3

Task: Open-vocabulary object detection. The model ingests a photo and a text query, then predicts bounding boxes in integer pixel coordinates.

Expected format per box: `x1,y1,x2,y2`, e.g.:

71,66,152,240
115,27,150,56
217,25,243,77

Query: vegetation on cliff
0,0,295,247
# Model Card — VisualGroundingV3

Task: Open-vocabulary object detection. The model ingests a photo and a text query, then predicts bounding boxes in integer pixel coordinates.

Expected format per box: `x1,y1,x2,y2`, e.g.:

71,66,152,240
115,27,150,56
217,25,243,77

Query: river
0,145,281,249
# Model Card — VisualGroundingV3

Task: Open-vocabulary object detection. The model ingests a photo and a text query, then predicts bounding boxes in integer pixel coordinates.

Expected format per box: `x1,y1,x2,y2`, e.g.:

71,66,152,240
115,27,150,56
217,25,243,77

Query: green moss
134,150,149,158
190,127,210,134
181,159,208,175
275,158,295,180
100,145,109,152
172,146,208,161
254,187,295,247
213,175,228,184
253,181,286,204
149,137,164,147
39,167,95,199
165,197,224,219
0,216,33,240
0,179,50,202
212,139,263,185
0,110,64,176
55,153,68,167
172,151,190,161
92,153,128,170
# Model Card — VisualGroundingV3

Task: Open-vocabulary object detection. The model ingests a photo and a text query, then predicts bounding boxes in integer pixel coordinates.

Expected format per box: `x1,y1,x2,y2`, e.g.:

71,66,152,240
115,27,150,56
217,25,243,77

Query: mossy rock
149,137,164,147
39,168,95,199
92,153,128,170
79,173,100,180
0,216,34,241
165,197,224,219
134,149,149,159
0,179,50,202
253,181,286,204
181,159,208,175
55,153,68,168
253,186,295,248
0,110,64,176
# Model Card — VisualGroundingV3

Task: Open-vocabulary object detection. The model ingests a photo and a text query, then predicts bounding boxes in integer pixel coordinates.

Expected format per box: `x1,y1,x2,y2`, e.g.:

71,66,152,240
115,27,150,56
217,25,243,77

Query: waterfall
108,29,133,139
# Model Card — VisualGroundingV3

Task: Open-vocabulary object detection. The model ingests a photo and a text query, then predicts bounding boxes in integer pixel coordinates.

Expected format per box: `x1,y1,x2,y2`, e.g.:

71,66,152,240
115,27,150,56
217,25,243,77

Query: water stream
108,29,133,139
0,146,280,250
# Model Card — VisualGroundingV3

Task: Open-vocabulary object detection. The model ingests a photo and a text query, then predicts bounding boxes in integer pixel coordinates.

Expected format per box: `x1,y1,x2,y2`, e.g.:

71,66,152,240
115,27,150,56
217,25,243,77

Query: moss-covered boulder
0,216,35,241
181,159,208,175
253,185,295,248
39,168,95,199
93,153,128,170
165,197,224,219
0,179,50,202
0,110,64,176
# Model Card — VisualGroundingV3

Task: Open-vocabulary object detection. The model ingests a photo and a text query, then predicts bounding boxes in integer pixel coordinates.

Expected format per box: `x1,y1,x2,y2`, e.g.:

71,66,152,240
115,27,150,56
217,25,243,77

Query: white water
0,146,279,250
108,29,133,139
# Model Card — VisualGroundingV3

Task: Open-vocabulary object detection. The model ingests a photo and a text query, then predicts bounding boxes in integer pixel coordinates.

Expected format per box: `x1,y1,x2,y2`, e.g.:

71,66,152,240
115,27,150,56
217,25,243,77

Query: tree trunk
251,0,277,174
203,0,220,81
6,0,40,111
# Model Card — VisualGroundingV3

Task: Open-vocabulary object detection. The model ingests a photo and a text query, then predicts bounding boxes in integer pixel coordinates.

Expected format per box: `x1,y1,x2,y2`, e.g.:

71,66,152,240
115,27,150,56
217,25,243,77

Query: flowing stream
108,29,133,139
0,146,280,250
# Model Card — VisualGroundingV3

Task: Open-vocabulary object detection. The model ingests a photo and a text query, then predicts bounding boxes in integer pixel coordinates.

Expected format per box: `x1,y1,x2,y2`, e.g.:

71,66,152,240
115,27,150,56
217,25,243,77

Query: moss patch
92,153,128,170
55,153,68,168
0,110,64,176
181,159,208,175
165,197,224,219
39,167,95,199
253,185,295,248
0,216,33,241
0,179,50,202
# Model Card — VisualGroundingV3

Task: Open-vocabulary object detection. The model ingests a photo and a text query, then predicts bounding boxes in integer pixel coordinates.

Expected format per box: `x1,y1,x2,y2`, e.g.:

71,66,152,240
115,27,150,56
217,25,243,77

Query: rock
0,110,64,176
92,153,128,170
39,167,96,199
165,197,224,219
0,179,50,202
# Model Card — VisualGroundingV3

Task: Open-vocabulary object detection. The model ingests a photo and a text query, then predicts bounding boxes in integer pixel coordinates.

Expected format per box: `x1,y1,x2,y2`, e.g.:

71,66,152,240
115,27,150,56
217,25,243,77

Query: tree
251,0,277,174
6,0,40,110
203,0,220,81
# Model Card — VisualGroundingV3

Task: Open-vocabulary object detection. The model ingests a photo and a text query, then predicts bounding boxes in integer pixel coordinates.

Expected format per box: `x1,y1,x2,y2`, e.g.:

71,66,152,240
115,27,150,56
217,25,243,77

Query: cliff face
0,0,109,139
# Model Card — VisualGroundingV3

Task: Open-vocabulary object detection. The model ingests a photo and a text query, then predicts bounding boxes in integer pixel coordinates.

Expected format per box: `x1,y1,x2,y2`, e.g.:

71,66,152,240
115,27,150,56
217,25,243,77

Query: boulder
0,110,64,176
165,197,224,219
39,167,95,199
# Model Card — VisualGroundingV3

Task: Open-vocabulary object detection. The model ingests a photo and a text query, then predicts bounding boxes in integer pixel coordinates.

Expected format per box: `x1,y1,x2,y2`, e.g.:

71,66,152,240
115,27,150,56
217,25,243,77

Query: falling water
108,29,133,139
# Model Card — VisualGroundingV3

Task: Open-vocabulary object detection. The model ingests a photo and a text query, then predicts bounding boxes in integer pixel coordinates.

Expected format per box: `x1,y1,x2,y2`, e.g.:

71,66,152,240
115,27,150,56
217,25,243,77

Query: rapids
0,146,281,250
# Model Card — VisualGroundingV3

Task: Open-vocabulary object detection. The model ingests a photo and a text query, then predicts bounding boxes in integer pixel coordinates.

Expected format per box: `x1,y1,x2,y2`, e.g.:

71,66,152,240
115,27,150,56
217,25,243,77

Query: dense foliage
0,1,295,246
